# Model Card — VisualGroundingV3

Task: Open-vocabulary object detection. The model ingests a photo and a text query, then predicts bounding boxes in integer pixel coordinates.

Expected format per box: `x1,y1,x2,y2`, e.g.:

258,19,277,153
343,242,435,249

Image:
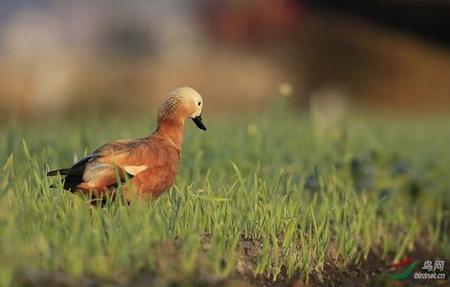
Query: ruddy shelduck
47,87,207,201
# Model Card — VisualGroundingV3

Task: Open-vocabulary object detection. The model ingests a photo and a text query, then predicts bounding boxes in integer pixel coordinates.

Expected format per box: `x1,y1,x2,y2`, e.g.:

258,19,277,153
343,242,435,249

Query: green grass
0,104,449,285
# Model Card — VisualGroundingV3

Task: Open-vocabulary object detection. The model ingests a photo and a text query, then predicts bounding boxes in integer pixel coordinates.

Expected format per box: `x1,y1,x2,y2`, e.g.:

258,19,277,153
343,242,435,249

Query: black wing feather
47,154,98,192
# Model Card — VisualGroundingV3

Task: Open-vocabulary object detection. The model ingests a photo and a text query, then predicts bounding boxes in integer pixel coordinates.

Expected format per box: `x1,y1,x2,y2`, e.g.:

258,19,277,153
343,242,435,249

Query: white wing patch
123,165,148,175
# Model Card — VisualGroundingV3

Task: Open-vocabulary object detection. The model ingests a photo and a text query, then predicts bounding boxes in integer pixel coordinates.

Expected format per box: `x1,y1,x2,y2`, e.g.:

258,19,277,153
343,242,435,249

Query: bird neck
153,118,185,150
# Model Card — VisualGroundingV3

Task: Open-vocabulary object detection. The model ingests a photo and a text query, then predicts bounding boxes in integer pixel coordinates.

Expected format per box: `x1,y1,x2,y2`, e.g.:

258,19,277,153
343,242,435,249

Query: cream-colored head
158,87,206,130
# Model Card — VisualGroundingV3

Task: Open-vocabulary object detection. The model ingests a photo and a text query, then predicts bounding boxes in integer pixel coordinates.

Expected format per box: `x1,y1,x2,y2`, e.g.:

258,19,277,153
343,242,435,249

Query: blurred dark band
303,0,450,47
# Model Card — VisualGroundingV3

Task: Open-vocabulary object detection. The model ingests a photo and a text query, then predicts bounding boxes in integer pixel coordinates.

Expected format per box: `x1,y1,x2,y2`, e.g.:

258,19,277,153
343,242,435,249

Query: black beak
192,115,207,131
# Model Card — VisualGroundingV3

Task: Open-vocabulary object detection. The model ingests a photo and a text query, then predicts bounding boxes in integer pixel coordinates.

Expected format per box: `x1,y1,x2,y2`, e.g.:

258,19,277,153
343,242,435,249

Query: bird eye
198,101,201,106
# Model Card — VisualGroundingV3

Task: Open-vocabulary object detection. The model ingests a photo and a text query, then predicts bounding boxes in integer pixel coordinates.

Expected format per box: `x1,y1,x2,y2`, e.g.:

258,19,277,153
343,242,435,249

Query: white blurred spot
278,82,293,97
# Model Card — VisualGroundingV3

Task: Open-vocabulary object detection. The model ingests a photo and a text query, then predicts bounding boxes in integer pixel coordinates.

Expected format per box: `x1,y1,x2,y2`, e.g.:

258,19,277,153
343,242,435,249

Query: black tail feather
63,175,84,192
47,169,70,176
47,165,85,176
47,167,85,192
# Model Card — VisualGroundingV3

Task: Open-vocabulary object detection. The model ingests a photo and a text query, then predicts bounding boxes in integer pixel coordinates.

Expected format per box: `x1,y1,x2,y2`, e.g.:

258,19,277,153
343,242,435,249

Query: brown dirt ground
15,237,448,287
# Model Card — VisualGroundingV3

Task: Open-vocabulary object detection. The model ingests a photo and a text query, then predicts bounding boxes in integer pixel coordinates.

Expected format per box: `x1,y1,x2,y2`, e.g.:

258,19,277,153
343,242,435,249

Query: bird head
158,87,207,131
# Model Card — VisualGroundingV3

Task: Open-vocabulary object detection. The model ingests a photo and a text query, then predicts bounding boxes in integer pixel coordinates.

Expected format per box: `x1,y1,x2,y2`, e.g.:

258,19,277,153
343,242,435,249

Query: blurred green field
0,104,449,286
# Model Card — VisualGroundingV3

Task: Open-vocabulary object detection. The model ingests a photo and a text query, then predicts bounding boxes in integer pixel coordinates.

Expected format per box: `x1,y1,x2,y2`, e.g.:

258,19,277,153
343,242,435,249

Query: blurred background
0,0,449,122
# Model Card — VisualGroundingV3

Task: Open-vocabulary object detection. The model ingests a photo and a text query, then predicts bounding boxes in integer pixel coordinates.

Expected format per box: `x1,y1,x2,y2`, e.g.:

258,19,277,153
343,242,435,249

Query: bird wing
81,139,151,188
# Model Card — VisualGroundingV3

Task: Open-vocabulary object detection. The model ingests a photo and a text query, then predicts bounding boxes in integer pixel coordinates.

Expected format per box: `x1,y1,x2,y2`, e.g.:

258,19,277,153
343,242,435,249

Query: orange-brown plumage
47,87,206,202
